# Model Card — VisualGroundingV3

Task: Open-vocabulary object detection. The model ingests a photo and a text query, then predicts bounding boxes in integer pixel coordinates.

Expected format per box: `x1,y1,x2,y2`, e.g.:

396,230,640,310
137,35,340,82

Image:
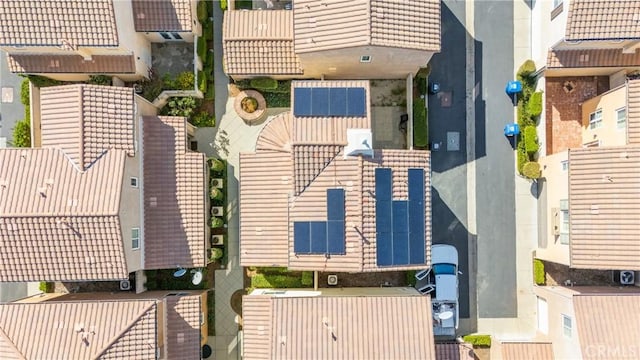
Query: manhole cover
447,131,460,151
439,91,452,107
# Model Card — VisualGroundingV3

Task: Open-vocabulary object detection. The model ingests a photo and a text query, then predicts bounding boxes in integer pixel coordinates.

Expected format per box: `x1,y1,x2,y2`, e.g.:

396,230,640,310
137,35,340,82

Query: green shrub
534,258,545,285
263,92,290,107
301,271,313,286
522,161,541,179
517,100,533,127
210,188,224,200
175,71,195,90
11,119,31,148
39,282,54,293
197,36,208,61
162,73,175,89
205,82,215,100
203,19,213,41
87,75,112,86
517,141,527,174
251,274,303,289
198,71,207,93
406,270,417,286
20,79,30,106
528,91,543,117
197,0,209,22
161,97,198,118
220,0,228,10
463,334,492,347
211,247,224,261
205,54,214,77
191,111,215,127
211,216,224,228
523,126,538,154
235,0,252,10
517,60,536,78
250,77,278,90
413,97,428,147
209,158,225,172
25,75,62,88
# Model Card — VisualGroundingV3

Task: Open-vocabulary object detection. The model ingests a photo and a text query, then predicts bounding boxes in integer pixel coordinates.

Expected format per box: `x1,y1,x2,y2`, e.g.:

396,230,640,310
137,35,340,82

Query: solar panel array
293,87,366,117
375,168,426,266
294,188,346,255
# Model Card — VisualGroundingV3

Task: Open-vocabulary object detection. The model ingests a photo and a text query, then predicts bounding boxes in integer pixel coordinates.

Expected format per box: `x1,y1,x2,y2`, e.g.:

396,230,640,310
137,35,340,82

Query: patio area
151,42,194,77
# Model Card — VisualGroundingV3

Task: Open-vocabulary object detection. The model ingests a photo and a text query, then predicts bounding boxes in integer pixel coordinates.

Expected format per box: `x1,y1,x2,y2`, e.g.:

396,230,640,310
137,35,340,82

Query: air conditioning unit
211,206,224,216
119,279,131,291
211,178,224,189
211,235,224,246
552,208,560,236
327,275,338,286
614,270,635,285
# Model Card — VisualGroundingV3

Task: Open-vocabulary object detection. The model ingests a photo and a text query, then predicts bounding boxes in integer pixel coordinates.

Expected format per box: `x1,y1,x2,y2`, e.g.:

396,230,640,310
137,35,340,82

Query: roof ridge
90,301,157,360
0,326,26,360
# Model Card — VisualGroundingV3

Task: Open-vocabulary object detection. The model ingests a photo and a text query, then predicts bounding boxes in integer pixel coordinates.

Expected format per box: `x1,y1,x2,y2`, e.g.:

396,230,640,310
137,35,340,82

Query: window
616,107,627,130
159,32,172,40
131,228,140,249
551,0,563,20
559,199,569,244
553,0,563,8
537,297,548,334
171,32,183,40
561,160,569,171
130,177,138,188
589,109,603,129
360,55,371,63
562,314,572,338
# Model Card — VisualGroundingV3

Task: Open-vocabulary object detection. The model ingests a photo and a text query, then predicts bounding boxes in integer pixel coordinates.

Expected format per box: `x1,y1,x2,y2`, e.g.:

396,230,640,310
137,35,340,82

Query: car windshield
433,263,456,275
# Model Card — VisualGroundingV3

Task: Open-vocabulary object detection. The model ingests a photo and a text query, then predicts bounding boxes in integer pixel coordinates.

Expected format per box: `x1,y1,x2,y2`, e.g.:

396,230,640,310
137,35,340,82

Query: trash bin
505,80,522,94
504,123,520,137
429,82,440,95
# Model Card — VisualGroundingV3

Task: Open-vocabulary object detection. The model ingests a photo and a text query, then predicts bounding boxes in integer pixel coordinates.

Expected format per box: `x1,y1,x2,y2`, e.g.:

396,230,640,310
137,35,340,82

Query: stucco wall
581,85,627,146
533,286,582,359
299,46,433,79
538,151,570,265
112,0,152,78
531,0,569,67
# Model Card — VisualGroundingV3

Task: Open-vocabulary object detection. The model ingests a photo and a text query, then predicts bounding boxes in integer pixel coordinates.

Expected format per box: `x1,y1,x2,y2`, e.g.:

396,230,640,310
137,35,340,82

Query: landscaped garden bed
245,267,313,293
515,60,542,179
413,68,429,149
234,78,292,108
208,157,228,267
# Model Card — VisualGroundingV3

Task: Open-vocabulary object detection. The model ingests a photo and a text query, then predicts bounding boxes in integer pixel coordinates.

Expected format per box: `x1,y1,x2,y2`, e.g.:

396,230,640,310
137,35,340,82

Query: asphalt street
429,0,517,320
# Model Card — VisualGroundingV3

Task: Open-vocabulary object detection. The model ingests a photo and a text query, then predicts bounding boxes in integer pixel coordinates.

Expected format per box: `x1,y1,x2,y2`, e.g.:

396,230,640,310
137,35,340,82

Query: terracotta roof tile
627,79,640,144
243,294,436,359
40,84,135,170
0,148,128,282
0,300,156,359
566,0,640,41
142,116,207,269
574,294,640,360
7,54,136,74
0,0,118,47
293,145,342,195
223,11,301,76
165,295,201,360
132,0,192,32
435,343,476,360
500,342,554,360
569,146,640,270
294,0,440,53
547,49,640,69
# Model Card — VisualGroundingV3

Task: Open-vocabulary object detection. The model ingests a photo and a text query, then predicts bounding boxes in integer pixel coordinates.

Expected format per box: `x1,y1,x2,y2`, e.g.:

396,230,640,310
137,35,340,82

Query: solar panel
293,222,311,254
375,168,392,201
312,88,330,116
329,87,347,115
327,189,345,221
293,88,312,116
310,221,327,253
392,200,408,231
408,168,426,264
392,201,409,265
376,231,393,266
346,87,366,116
327,220,345,254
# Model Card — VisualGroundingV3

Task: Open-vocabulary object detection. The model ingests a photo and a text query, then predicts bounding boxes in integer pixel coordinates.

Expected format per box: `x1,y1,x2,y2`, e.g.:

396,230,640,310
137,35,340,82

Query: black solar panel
293,87,367,117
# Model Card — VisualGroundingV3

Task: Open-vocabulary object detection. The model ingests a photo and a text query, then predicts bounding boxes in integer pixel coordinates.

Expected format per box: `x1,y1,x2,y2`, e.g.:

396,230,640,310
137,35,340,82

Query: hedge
463,334,492,347
301,271,313,286
197,0,209,22
198,71,207,93
528,91,543,118
534,258,545,285
12,119,31,147
197,37,208,62
413,97,428,148
220,0,228,10
522,161,541,179
524,126,538,154
251,274,303,289
517,60,536,78
250,77,278,90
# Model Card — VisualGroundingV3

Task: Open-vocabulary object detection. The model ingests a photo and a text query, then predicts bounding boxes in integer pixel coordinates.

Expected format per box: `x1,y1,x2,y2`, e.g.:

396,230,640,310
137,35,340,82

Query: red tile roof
7,54,136,74
165,295,202,360
0,300,157,359
40,84,135,170
566,0,640,41
0,0,119,47
0,148,128,282
547,49,640,69
132,0,193,32
242,294,436,359
142,116,207,269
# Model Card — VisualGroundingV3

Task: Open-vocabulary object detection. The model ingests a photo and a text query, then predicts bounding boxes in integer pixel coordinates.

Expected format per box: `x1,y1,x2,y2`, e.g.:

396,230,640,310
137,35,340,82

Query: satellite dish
438,311,453,320
173,268,187,278
192,270,203,285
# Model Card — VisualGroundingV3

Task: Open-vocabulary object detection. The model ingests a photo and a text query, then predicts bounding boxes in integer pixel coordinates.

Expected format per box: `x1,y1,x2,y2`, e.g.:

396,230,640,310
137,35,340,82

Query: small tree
11,119,31,147
210,188,223,200
210,247,224,261
209,158,225,172
210,217,224,228
522,161,541,179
